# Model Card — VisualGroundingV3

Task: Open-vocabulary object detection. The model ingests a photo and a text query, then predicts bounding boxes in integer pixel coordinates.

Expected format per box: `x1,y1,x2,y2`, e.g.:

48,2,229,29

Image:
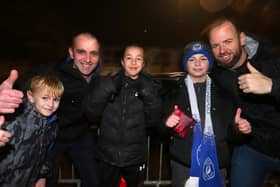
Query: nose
47,100,54,108
84,53,90,62
131,58,137,64
194,59,201,66
83,54,90,62
219,44,226,54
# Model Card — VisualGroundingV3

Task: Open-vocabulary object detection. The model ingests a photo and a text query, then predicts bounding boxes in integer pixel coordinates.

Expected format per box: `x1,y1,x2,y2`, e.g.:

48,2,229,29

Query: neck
83,74,92,83
190,75,207,83
232,48,247,69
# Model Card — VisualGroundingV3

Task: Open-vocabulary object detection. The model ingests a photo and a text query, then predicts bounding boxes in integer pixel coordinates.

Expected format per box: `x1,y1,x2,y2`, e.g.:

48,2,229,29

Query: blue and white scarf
184,75,223,187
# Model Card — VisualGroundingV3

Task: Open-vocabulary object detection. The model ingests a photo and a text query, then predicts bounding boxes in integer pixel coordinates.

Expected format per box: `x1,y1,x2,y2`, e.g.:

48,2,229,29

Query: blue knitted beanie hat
182,41,213,71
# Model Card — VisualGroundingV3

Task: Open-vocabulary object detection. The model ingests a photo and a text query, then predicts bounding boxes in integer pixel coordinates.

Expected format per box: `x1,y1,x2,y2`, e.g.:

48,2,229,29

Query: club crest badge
202,157,215,181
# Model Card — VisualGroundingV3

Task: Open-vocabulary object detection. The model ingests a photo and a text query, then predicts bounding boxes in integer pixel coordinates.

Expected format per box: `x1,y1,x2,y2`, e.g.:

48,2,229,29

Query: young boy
0,75,64,187
85,44,162,187
163,41,250,187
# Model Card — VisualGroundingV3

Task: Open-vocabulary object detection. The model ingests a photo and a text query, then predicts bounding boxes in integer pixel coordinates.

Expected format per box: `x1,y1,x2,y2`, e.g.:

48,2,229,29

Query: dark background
1,0,280,74
1,1,280,186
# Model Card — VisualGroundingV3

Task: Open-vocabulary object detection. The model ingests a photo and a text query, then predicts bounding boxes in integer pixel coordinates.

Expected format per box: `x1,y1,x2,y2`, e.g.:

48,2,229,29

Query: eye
53,98,61,102
41,96,49,100
188,58,196,62
75,49,85,54
211,44,218,49
136,57,143,62
200,57,208,62
224,39,232,45
90,51,99,57
125,56,132,61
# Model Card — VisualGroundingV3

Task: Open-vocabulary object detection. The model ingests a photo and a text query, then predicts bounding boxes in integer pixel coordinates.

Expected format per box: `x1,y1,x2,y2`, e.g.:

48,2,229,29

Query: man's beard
217,46,243,69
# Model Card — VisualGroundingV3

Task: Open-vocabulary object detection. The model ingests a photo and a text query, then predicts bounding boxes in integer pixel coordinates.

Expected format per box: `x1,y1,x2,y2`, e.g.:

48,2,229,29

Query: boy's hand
165,105,180,128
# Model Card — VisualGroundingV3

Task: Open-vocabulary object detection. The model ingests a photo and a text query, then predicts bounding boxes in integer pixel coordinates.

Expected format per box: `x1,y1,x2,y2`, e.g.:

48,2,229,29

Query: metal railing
57,135,171,187
57,135,280,187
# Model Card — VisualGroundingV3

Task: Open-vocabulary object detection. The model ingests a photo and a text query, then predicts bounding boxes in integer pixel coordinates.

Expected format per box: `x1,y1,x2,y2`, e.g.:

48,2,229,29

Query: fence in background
56,134,280,187
57,134,171,187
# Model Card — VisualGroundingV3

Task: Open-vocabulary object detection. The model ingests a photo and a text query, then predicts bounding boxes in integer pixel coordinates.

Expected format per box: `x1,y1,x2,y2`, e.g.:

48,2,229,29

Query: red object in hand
172,107,196,138
173,107,182,117
120,177,126,187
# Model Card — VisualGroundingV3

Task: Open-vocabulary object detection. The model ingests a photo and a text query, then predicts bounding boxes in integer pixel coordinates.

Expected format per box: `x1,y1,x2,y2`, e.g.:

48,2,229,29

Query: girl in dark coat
85,44,161,187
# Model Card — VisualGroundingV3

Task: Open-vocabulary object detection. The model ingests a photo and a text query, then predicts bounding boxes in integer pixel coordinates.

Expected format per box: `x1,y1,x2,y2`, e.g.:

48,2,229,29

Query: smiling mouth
220,53,232,61
129,67,138,70
44,108,53,112
82,64,93,67
192,68,204,72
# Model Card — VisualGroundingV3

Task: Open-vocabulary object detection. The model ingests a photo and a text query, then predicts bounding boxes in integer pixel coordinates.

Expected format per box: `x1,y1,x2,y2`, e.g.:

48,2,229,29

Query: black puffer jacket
0,101,58,187
16,60,100,141
85,71,161,166
211,36,280,159
53,61,100,141
162,78,236,168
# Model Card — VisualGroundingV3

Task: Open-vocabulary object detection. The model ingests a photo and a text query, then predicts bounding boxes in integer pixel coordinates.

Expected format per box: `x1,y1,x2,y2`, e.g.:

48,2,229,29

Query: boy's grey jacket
0,101,58,187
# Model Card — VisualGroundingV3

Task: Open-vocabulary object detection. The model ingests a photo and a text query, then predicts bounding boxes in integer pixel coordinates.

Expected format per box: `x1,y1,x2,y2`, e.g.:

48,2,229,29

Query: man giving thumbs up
205,17,280,187
0,69,23,147
238,62,273,94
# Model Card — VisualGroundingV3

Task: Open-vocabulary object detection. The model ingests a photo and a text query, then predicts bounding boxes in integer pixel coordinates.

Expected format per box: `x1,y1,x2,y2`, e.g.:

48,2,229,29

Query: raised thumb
4,70,19,89
235,107,242,124
0,116,5,128
247,62,259,73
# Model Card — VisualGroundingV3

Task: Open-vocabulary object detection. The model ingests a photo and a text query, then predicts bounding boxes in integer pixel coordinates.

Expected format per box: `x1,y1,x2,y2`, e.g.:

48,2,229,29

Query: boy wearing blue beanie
182,41,213,72
163,41,237,187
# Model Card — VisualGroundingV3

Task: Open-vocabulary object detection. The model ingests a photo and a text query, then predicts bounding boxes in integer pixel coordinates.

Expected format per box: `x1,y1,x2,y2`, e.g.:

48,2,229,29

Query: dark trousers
46,132,98,187
231,145,280,187
97,160,145,187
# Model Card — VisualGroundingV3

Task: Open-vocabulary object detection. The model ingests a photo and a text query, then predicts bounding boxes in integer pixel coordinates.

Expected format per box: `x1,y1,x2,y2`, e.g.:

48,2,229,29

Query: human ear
142,61,145,69
27,90,34,103
240,32,246,46
68,47,74,59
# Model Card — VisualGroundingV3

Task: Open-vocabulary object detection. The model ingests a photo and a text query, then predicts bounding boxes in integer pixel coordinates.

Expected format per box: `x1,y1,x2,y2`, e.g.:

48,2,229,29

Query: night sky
1,0,280,72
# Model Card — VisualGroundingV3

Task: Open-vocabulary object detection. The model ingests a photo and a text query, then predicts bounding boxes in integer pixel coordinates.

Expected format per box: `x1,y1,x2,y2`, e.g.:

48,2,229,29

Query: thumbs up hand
234,108,252,134
0,116,11,147
165,105,180,128
0,70,24,114
238,62,272,94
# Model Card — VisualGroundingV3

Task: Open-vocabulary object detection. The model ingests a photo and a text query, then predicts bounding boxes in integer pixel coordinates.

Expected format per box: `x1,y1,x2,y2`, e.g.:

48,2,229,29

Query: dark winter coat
211,36,280,159
85,71,162,167
162,78,236,168
0,101,58,187
16,60,100,141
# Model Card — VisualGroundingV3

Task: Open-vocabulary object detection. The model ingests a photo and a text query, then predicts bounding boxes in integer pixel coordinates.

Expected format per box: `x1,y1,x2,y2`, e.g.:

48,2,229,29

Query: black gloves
102,74,123,102
131,76,160,105
112,74,123,95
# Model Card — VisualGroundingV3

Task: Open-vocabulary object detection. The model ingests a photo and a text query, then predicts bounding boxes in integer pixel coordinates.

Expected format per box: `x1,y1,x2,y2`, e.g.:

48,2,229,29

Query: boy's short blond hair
29,75,64,98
